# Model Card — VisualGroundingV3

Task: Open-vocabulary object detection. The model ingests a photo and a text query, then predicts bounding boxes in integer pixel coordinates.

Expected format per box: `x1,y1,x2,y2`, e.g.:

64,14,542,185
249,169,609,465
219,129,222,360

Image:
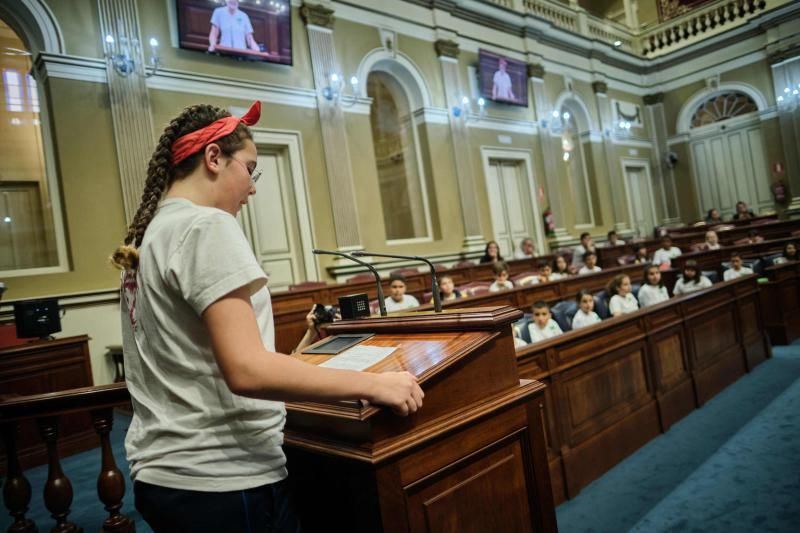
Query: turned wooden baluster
90,409,134,533
36,417,80,533
2,422,38,533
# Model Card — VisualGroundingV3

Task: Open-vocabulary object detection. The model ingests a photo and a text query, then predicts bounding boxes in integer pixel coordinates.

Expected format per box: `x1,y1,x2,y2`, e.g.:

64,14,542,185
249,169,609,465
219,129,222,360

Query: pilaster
301,3,362,250
644,92,681,224
592,80,630,232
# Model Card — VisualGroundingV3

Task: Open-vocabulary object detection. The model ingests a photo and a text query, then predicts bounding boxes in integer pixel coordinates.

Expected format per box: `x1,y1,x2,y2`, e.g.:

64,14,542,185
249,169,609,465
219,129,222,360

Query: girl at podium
111,102,423,532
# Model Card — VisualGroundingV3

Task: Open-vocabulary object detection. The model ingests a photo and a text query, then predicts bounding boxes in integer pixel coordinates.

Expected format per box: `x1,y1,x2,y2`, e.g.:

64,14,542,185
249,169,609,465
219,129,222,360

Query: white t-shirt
572,310,601,330
210,7,254,50
638,284,669,307
121,198,286,492
652,246,682,266
705,243,721,250
578,265,602,275
384,294,420,312
493,70,513,100
571,244,593,267
489,280,514,292
528,319,563,343
723,267,753,281
609,293,639,315
514,249,534,260
550,272,569,280
673,276,712,295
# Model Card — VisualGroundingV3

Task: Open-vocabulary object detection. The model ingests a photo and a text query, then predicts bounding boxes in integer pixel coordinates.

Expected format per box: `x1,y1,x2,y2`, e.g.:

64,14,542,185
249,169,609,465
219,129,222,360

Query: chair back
593,290,611,319
550,300,576,332
347,273,375,283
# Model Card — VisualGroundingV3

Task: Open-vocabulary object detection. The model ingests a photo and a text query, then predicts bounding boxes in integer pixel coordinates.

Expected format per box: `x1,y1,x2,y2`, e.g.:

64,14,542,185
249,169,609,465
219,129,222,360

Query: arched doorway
684,90,772,218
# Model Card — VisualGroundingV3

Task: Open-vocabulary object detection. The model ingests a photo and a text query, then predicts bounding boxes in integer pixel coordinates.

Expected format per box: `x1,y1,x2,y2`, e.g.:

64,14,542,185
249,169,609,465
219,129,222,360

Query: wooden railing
0,384,133,533
483,0,791,56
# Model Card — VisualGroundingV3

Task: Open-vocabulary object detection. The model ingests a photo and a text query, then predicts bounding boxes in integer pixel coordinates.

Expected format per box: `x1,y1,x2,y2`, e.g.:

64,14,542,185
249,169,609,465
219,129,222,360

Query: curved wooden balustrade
1,384,133,533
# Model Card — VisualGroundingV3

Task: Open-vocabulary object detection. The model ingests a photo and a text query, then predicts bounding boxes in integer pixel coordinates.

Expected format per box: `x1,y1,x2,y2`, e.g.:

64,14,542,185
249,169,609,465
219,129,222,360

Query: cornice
300,3,335,29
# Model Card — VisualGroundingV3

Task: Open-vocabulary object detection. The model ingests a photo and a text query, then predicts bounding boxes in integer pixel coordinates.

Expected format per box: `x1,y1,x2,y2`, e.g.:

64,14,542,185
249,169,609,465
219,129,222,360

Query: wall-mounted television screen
176,0,292,65
478,49,528,107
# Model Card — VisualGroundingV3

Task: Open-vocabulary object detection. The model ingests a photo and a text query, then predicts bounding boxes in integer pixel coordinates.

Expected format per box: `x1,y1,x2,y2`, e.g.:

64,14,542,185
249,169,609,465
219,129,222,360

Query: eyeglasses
228,156,262,184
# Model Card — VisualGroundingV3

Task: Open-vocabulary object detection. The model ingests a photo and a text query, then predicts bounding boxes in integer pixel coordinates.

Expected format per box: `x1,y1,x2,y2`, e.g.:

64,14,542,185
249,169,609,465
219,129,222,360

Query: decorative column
592,80,630,232
623,0,640,29
301,3,362,251
770,52,800,218
435,39,484,252
97,0,156,224
528,63,570,247
644,92,681,223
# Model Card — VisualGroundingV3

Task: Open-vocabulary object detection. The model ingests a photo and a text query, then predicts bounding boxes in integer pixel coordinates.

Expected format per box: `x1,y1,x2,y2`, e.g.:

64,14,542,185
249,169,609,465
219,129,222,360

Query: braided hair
110,104,252,270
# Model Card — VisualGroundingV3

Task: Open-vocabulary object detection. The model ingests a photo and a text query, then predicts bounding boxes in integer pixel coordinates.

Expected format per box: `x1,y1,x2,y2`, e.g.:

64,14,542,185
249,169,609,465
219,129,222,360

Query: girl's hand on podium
368,372,424,416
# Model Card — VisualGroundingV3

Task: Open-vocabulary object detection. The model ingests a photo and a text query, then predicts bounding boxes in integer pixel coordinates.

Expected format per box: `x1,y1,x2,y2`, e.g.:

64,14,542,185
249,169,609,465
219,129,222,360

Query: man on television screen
492,58,516,102
208,0,260,53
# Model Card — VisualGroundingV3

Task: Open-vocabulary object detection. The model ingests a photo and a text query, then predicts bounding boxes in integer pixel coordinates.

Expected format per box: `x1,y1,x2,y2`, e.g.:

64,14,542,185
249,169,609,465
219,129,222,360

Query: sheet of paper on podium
319,345,398,371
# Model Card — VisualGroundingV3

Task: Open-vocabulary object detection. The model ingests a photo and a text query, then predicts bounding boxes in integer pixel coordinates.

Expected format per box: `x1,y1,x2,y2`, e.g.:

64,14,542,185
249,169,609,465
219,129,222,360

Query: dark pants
134,478,301,533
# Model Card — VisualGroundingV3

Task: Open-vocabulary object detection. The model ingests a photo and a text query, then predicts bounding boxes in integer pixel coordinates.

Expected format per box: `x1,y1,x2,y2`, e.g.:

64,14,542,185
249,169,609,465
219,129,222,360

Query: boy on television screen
208,0,261,53
492,58,516,102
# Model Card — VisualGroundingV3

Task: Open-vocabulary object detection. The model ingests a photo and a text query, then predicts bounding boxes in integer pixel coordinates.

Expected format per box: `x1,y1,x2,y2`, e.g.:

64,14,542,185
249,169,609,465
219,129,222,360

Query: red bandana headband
171,101,261,166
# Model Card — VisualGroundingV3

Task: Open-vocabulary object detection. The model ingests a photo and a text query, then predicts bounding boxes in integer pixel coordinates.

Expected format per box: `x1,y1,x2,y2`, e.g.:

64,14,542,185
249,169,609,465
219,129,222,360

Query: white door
690,124,772,218
623,164,656,239
485,159,539,259
239,149,307,290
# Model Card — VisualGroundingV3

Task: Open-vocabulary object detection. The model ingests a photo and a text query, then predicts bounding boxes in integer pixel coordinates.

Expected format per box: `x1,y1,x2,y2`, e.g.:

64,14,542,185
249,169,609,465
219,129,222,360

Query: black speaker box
14,298,61,339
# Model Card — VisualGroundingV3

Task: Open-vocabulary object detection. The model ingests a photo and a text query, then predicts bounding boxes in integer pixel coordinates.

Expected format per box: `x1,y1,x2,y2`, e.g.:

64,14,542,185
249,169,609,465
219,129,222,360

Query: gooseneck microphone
312,249,387,317
351,251,443,313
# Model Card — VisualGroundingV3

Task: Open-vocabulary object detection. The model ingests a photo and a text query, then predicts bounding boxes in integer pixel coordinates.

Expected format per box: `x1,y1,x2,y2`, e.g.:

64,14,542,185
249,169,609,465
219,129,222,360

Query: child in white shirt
528,301,563,343
572,290,602,330
551,255,571,280
384,274,420,312
489,261,514,292
723,252,754,281
652,236,682,267
571,232,595,268
608,274,639,316
578,251,602,275
673,260,712,295
703,230,721,251
638,265,670,307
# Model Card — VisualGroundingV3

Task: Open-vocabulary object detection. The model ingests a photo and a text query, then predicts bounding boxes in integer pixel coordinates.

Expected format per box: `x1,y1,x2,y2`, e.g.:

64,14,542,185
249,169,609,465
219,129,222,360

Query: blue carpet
556,342,800,533
3,343,800,532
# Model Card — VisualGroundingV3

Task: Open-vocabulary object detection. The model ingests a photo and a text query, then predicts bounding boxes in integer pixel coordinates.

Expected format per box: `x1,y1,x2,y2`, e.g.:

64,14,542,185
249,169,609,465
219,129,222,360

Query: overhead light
613,40,622,48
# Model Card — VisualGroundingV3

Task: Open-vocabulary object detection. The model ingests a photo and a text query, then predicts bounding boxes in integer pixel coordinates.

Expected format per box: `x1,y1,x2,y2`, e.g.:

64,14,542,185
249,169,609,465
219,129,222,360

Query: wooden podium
285,306,557,533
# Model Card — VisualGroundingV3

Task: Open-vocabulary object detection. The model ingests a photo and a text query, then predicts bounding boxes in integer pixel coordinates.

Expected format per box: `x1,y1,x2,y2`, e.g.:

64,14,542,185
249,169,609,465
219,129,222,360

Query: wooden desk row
668,235,795,272
596,218,800,267
274,263,647,354
514,275,770,504
657,214,777,237
759,260,800,345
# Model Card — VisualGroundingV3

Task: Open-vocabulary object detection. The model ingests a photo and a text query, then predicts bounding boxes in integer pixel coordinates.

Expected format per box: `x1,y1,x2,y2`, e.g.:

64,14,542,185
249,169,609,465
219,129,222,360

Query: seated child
652,236,682,267
703,230,721,250
550,255,571,280
723,252,753,281
608,274,639,316
774,242,798,265
578,251,601,275
745,229,764,244
638,265,670,307
432,275,462,303
528,301,563,343
537,261,553,283
384,274,420,312
489,261,514,292
605,230,623,247
634,245,649,264
673,260,712,295
572,289,602,330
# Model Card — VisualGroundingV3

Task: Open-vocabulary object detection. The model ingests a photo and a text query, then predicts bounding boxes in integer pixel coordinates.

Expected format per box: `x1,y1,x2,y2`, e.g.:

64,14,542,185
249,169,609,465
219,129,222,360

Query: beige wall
1,0,792,297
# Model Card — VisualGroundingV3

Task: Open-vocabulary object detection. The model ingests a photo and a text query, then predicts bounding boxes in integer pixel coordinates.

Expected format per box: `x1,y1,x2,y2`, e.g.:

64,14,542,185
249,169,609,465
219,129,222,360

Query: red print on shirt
122,271,138,329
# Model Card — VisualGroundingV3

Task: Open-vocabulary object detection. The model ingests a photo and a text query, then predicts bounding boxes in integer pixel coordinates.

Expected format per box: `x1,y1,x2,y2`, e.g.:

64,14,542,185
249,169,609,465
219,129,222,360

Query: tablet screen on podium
302,333,375,355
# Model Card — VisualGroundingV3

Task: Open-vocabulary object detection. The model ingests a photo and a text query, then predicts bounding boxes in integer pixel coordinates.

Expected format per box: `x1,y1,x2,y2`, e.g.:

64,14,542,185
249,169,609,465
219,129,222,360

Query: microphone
351,251,442,313
312,249,387,317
